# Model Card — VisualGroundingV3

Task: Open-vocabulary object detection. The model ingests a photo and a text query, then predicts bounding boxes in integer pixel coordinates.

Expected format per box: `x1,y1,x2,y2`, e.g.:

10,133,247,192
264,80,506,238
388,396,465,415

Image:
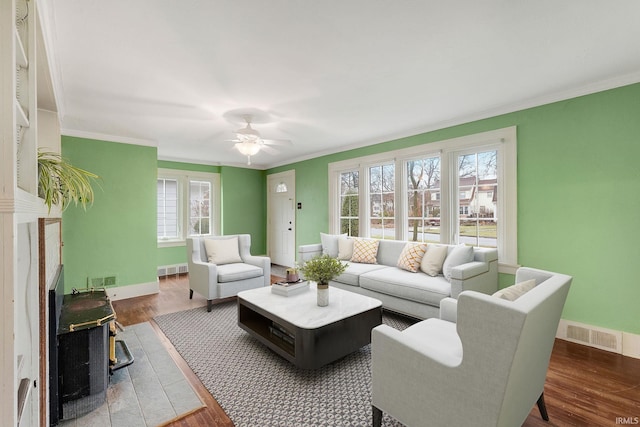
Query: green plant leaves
38,150,100,212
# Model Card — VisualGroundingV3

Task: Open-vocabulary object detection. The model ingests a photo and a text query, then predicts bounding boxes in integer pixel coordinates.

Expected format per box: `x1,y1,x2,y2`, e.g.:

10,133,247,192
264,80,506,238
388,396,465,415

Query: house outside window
328,127,517,273
157,169,220,247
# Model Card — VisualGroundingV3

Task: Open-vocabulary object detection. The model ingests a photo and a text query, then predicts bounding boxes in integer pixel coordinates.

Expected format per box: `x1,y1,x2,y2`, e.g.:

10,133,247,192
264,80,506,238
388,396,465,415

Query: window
339,170,359,237
457,150,498,248
157,178,179,239
369,163,395,239
407,156,440,243
328,127,517,272
157,169,220,247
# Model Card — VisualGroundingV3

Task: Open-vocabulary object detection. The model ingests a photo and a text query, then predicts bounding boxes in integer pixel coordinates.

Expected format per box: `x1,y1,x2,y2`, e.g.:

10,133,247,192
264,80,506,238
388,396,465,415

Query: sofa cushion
442,245,474,281
204,237,242,265
376,239,408,266
420,245,448,276
338,237,354,260
397,243,427,273
321,233,346,258
216,263,263,283
334,262,387,286
493,279,536,301
360,267,451,306
351,239,380,264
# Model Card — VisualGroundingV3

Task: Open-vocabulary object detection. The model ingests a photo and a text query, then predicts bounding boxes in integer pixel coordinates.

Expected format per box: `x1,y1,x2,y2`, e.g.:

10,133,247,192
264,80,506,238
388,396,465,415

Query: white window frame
328,126,517,273
157,168,221,248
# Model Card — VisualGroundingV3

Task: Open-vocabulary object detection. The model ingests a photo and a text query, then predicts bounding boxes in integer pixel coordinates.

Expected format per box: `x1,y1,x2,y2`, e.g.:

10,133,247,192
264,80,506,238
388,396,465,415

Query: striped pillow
397,243,427,273
350,239,380,264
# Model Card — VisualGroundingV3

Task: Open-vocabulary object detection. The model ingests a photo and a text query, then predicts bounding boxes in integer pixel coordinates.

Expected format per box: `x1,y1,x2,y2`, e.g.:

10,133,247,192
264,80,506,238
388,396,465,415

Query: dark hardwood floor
113,274,640,427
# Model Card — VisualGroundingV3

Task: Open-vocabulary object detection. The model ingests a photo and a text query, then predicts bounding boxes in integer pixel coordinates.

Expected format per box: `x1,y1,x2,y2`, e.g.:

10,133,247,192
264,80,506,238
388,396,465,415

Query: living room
2,1,640,426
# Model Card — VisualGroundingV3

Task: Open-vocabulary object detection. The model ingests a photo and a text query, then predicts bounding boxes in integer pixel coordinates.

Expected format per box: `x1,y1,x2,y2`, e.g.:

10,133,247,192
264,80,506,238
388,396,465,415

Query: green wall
220,166,267,254
269,82,640,334
62,137,158,291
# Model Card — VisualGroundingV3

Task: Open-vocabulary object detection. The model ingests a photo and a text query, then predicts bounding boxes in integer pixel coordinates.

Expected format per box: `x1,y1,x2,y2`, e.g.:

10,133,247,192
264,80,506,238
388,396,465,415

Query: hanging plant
37,150,100,212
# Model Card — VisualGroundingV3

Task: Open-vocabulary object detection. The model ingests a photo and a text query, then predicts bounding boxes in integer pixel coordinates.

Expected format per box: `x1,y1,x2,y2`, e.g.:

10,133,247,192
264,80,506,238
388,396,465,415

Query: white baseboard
622,332,640,359
106,280,159,301
557,319,640,359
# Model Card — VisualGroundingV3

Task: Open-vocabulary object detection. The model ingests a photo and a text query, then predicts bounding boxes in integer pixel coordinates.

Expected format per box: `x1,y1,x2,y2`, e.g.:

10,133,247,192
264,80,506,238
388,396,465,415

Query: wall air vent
560,320,622,354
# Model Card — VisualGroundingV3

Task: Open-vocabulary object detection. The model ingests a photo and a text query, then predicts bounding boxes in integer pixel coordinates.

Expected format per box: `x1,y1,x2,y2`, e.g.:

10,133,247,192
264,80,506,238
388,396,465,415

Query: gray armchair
187,234,270,311
371,267,572,427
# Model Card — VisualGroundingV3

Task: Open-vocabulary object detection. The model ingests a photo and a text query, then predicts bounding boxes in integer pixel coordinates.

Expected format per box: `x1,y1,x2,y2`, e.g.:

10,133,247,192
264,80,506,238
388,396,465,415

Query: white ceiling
42,0,640,169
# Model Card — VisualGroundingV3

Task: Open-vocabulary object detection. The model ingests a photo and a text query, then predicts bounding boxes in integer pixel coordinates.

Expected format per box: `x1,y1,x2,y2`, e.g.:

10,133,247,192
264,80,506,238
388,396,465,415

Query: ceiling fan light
235,142,261,156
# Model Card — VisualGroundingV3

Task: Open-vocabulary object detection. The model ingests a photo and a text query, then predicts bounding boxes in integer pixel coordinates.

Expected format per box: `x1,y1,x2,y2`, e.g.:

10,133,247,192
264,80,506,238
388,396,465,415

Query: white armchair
187,234,270,311
371,267,572,427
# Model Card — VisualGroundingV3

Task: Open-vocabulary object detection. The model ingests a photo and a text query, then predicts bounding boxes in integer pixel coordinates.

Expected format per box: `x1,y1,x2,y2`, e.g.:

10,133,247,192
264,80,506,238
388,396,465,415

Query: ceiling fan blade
261,145,278,155
262,138,292,146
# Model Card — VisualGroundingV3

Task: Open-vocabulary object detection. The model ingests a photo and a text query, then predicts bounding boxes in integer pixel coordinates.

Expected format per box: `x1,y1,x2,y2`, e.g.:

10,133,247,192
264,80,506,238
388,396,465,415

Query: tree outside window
406,157,440,242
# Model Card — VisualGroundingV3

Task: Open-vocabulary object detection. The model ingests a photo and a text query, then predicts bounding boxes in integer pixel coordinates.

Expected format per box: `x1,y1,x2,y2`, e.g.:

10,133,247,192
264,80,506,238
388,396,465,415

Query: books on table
271,280,309,296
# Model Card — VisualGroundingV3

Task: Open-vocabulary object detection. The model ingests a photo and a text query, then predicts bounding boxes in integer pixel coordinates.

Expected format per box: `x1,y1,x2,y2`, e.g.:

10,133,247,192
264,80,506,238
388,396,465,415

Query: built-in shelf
17,377,31,424
15,100,29,127
15,29,28,68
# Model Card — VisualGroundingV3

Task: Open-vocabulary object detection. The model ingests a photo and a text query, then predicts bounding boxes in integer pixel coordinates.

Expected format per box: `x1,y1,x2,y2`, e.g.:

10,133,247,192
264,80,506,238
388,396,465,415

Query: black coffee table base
238,297,382,369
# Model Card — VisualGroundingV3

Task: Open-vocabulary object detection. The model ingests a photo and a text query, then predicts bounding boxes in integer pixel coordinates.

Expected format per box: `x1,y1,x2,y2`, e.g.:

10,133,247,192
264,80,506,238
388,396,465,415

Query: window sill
158,240,186,248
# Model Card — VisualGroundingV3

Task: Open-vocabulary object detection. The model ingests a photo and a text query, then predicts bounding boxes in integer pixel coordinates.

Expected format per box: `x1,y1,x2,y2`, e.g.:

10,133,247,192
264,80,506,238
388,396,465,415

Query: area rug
59,322,204,427
154,300,416,427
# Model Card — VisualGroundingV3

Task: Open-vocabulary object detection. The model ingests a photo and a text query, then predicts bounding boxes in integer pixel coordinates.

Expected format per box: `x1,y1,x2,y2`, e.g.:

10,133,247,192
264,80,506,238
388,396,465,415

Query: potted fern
299,254,347,306
38,150,100,212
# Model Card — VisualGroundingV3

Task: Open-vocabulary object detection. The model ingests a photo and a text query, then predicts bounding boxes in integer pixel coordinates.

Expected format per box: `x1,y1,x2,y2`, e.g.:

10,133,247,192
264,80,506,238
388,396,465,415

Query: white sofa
299,236,498,319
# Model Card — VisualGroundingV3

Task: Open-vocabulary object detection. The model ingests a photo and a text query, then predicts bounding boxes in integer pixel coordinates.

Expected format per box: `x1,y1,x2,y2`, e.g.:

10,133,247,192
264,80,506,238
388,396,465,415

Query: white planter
317,284,329,307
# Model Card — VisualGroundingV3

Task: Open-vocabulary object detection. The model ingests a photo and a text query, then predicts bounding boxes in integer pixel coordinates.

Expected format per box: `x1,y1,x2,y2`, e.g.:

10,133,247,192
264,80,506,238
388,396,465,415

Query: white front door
267,171,296,267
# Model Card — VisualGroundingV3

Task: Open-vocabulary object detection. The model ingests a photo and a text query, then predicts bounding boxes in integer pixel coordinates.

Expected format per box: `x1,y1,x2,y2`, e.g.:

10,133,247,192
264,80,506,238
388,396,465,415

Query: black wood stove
56,289,115,420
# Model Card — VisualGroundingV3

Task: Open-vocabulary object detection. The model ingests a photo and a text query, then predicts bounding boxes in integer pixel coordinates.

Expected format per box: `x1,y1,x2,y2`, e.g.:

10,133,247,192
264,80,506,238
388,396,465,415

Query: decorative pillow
397,243,427,273
350,239,380,264
204,237,242,265
442,245,474,281
420,245,448,276
493,279,536,301
338,237,354,260
321,233,347,258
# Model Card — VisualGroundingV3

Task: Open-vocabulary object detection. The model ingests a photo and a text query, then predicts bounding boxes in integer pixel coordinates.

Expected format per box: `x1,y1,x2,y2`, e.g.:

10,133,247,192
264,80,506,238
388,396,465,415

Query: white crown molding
157,155,267,170
266,71,640,170
61,128,157,148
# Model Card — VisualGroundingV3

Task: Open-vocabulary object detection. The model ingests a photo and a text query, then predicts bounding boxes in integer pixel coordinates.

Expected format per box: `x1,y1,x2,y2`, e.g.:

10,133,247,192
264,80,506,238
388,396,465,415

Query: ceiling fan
230,115,291,165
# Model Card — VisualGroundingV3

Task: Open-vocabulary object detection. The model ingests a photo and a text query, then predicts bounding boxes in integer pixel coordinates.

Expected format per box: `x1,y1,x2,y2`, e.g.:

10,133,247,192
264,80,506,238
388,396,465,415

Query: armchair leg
372,405,382,427
207,300,213,312
189,289,193,299
537,393,549,421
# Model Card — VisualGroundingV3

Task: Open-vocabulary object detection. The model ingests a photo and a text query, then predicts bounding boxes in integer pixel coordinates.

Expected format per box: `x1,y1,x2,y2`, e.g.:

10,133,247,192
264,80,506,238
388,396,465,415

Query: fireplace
49,273,116,423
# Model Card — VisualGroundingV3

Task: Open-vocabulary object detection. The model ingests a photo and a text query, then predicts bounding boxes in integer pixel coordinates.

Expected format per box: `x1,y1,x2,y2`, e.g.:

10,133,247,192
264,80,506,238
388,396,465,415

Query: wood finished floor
112,274,640,427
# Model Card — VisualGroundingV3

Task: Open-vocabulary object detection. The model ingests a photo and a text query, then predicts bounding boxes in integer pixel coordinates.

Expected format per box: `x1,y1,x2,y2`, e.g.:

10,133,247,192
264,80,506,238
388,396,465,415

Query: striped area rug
154,300,415,427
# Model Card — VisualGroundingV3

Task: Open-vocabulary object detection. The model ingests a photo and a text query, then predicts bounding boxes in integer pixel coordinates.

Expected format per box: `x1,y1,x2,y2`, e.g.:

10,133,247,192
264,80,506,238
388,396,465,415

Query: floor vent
566,325,590,343
560,320,622,353
157,264,188,278
592,330,618,350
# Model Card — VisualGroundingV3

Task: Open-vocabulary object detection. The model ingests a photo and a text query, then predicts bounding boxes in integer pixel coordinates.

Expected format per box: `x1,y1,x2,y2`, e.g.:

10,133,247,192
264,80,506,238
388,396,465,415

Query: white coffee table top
238,282,382,329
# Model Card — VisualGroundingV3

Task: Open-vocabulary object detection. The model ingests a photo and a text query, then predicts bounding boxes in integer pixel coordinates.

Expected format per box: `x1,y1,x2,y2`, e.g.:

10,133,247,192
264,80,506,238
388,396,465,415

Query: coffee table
237,282,382,369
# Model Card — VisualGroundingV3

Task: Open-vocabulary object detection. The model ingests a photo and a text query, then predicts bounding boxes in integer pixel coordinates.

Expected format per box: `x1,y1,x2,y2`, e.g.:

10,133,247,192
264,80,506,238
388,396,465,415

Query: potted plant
38,150,100,212
299,254,347,306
